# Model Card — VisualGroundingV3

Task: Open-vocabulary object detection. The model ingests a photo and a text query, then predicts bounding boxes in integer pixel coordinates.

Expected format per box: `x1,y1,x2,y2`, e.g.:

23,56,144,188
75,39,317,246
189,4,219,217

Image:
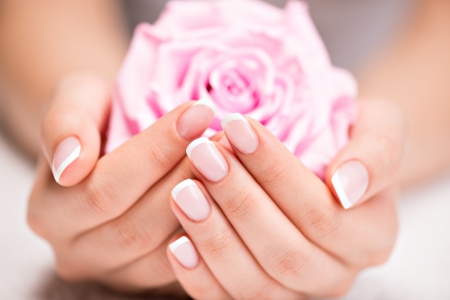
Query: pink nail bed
221,113,259,155
186,137,229,182
172,179,210,221
52,136,81,183
331,160,369,209
169,236,199,269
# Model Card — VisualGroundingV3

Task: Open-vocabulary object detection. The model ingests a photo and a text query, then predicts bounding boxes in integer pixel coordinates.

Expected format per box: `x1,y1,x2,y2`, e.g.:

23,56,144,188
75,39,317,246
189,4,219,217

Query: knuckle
257,162,290,186
221,188,257,222
82,179,115,216
299,201,340,239
145,139,173,171
112,217,155,252
200,228,235,260
269,246,309,281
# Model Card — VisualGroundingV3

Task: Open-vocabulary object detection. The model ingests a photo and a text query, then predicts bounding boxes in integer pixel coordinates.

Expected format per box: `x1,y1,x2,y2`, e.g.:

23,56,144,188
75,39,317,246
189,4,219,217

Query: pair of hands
28,74,406,298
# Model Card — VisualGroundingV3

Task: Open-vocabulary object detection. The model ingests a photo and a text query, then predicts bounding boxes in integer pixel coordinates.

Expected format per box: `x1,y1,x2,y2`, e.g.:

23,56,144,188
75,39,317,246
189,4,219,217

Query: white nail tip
221,113,248,129
192,97,218,116
52,145,81,183
171,179,196,200
169,236,190,253
331,172,353,209
186,137,214,157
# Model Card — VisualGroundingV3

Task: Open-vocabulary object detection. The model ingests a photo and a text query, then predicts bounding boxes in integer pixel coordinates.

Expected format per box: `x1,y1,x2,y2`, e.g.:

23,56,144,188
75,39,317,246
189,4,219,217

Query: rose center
207,60,260,113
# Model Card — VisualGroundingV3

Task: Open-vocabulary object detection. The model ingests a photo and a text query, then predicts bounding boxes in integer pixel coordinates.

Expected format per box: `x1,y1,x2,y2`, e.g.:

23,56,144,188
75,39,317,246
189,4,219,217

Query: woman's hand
27,73,218,294
166,99,405,299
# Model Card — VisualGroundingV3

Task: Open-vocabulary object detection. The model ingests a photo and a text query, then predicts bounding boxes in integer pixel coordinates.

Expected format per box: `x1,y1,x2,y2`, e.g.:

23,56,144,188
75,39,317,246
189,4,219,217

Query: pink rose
106,0,357,178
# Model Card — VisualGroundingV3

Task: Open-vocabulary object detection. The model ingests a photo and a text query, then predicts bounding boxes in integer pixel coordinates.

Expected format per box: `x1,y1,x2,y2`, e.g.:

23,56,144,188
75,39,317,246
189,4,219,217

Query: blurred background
1,0,450,299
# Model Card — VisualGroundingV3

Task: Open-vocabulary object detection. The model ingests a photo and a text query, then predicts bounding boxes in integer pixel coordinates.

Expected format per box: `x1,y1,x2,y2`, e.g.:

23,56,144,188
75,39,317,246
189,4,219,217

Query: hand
27,73,217,294
166,99,405,299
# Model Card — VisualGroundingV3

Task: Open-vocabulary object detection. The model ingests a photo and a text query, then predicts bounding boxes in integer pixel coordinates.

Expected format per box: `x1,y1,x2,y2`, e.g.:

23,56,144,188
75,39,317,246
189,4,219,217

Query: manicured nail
331,160,369,209
52,136,81,183
221,113,259,154
169,236,199,269
177,98,218,140
186,137,228,182
172,179,210,221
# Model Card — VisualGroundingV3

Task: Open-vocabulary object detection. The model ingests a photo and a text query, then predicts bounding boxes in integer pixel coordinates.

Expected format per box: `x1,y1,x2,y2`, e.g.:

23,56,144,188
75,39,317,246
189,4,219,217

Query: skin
169,105,403,298
0,0,448,297
357,0,450,186
0,0,128,156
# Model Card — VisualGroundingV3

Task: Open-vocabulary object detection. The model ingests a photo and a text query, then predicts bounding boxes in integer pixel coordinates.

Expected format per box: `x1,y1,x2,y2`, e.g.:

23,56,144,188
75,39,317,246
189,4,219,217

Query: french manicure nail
221,113,259,155
52,136,81,183
177,97,218,141
169,236,199,269
331,160,369,209
186,137,228,182
172,179,210,221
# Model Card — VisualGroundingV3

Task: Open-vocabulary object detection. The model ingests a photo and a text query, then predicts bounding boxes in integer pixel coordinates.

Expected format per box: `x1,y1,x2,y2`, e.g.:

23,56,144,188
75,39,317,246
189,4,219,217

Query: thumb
41,73,111,186
326,99,407,209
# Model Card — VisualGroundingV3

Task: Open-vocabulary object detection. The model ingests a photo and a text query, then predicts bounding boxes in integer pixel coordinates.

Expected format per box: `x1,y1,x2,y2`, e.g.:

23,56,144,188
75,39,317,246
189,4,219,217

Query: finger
326,99,406,208
220,113,398,268
71,158,191,270
70,133,224,269
41,73,111,186
170,180,299,300
100,239,177,292
184,140,352,296
34,98,217,236
167,235,231,300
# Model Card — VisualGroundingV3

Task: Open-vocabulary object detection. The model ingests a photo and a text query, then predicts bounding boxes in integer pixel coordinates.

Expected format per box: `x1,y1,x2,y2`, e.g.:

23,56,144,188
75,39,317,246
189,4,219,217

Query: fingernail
331,160,369,209
52,136,81,183
177,98,218,140
186,137,228,182
221,113,259,154
169,236,199,269
172,179,210,221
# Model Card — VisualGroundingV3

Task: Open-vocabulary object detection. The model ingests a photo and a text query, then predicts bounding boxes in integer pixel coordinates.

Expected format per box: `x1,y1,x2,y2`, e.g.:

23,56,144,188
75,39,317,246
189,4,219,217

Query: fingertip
168,235,199,270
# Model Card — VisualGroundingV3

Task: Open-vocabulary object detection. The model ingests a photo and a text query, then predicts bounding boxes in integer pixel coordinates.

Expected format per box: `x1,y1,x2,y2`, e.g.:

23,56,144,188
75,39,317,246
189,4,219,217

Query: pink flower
106,0,357,178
